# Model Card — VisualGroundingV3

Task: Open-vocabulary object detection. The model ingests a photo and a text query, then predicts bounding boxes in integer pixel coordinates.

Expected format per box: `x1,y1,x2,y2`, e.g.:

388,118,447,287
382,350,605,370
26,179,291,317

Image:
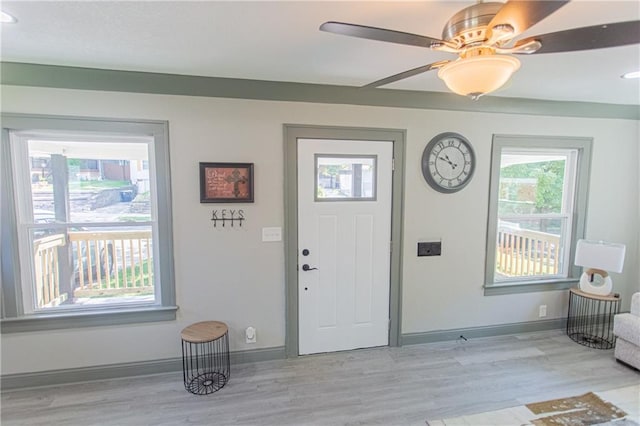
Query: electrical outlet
539,305,547,318
245,326,257,343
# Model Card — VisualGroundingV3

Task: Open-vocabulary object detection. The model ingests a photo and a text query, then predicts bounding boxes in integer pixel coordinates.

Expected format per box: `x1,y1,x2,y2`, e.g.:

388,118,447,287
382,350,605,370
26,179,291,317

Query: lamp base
578,268,612,295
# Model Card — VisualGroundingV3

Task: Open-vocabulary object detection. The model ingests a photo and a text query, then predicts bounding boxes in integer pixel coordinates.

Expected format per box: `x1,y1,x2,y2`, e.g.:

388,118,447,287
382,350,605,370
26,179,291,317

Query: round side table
181,321,230,395
566,288,620,350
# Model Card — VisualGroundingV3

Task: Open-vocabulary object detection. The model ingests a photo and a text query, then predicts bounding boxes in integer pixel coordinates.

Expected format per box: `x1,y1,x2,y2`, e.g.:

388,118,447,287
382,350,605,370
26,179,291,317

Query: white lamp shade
437,55,521,97
574,239,626,273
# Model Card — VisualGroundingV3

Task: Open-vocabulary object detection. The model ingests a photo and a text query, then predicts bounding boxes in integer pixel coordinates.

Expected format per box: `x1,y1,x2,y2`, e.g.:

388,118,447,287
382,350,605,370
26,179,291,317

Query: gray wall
1,84,638,374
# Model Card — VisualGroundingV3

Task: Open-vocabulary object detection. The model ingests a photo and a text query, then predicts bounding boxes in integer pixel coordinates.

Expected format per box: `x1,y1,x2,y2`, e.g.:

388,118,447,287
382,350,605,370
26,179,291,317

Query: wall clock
421,132,475,193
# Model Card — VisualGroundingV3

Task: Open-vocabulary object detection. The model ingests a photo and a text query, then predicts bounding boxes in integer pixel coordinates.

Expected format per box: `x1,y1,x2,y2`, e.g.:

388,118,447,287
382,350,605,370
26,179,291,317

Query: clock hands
438,154,458,170
422,133,475,194
445,154,458,169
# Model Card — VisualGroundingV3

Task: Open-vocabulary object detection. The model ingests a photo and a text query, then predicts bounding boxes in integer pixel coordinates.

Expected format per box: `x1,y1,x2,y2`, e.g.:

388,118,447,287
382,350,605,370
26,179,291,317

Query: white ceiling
2,1,639,105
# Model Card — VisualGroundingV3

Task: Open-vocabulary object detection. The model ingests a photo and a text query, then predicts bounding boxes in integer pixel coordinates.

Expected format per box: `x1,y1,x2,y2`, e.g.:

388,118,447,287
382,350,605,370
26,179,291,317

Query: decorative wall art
199,162,254,203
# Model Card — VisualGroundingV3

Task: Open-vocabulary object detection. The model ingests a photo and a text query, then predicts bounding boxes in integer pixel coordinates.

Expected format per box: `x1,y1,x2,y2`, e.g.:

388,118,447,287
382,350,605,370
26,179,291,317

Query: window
1,114,176,332
485,135,592,295
315,155,377,201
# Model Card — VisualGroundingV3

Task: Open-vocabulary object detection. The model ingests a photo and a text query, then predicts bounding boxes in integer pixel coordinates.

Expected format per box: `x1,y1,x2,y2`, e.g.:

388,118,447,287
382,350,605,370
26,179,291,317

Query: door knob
302,264,318,271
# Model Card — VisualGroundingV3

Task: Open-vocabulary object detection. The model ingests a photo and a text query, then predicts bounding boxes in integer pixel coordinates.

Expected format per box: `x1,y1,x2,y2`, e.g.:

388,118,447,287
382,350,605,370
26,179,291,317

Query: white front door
297,138,393,355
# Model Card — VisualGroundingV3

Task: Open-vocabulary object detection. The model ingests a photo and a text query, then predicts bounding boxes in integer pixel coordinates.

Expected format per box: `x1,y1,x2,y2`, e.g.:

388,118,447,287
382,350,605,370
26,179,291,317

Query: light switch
262,227,282,242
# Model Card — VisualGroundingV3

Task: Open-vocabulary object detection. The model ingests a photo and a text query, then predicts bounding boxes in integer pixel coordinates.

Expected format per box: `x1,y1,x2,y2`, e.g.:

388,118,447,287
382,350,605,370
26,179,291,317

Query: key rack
211,209,245,227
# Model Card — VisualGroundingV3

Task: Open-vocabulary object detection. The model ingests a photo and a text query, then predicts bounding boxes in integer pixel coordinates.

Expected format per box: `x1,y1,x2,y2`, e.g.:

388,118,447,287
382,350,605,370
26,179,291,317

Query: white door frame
283,124,406,357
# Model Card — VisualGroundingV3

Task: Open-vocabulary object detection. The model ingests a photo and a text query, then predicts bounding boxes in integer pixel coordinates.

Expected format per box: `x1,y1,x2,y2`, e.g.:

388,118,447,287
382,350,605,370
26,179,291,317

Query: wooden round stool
181,321,230,395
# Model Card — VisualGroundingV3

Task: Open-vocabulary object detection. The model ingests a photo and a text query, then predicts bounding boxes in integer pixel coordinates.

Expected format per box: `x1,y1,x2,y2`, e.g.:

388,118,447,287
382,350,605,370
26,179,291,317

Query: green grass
118,215,151,222
35,180,132,192
69,180,131,190
133,191,150,202
115,258,153,288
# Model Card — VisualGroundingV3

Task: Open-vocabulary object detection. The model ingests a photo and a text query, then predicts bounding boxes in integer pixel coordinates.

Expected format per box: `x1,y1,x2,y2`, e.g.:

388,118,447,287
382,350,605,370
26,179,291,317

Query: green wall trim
0,113,177,334
2,62,638,120
401,318,566,345
0,346,286,391
283,125,405,357
484,280,576,296
1,306,178,334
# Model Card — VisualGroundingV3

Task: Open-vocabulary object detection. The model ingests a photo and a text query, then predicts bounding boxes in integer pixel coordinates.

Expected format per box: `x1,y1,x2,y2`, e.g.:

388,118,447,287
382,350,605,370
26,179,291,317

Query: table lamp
574,239,626,296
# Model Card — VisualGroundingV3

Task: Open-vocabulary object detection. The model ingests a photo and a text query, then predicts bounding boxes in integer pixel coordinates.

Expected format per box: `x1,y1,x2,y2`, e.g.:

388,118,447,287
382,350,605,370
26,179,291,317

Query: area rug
527,392,627,425
426,384,640,426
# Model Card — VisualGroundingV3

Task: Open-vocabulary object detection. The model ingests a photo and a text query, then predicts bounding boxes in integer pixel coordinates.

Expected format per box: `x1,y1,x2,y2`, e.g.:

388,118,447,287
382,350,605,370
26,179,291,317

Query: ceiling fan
320,1,640,99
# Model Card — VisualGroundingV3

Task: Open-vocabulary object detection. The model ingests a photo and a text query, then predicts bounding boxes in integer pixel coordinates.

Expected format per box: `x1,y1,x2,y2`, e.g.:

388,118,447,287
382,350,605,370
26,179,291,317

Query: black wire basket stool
181,321,230,395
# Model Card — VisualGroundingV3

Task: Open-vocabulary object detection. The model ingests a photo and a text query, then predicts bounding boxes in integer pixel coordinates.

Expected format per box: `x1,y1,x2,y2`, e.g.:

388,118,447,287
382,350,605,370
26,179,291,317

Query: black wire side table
181,321,230,395
566,288,620,349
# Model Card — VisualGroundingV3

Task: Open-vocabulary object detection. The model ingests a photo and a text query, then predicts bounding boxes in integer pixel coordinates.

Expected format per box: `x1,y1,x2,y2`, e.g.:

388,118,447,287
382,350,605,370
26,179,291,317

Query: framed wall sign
199,162,254,203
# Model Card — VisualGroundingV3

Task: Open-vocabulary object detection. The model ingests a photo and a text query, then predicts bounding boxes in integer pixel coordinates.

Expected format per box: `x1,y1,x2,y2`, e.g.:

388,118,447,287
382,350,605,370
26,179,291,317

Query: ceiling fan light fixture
437,55,521,98
1,11,17,23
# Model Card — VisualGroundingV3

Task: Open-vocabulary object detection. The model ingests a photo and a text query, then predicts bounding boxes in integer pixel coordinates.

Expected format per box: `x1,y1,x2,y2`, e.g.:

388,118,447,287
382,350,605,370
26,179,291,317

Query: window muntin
485,135,591,293
315,155,377,201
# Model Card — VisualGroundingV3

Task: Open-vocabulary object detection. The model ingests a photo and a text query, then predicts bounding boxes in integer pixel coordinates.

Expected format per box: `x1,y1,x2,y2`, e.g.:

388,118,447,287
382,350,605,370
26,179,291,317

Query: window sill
484,279,578,296
1,305,178,334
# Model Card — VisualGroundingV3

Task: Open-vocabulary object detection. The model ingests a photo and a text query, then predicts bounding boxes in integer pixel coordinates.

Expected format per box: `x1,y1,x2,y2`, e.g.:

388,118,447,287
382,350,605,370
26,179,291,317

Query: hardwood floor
2,330,639,425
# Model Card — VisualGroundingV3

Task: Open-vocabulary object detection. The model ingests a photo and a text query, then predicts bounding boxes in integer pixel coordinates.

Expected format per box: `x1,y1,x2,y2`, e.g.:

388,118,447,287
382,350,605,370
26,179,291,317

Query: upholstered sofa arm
631,292,640,316
614,313,640,346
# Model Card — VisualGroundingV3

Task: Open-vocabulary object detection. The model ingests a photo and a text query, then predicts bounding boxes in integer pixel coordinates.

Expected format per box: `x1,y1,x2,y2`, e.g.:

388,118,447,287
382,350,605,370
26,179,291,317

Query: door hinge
390,240,393,253
392,158,395,171
388,318,392,330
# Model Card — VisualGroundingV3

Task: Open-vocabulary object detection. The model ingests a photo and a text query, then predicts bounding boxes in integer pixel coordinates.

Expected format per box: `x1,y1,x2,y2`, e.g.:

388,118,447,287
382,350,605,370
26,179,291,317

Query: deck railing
69,230,154,296
33,233,66,307
496,227,560,277
33,229,153,308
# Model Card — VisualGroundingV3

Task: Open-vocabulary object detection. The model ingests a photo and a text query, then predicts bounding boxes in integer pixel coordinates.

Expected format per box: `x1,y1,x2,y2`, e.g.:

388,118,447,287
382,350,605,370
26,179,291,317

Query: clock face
421,132,475,193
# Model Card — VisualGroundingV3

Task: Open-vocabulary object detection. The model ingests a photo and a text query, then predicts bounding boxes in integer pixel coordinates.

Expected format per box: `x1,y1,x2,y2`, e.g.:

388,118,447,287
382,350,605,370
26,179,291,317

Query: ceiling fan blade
514,21,640,54
488,0,569,38
320,21,446,49
362,61,449,88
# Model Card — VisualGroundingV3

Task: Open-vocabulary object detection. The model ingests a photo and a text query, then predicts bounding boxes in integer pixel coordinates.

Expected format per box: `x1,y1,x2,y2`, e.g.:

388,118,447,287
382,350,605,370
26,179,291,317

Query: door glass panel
315,155,377,201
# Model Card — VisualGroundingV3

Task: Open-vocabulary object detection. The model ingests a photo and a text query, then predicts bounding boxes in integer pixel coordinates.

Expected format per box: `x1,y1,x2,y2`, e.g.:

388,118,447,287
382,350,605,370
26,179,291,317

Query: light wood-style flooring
2,330,639,425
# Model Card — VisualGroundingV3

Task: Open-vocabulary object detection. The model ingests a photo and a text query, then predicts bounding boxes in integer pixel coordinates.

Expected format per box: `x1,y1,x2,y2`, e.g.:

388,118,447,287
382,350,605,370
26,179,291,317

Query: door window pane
315,155,377,201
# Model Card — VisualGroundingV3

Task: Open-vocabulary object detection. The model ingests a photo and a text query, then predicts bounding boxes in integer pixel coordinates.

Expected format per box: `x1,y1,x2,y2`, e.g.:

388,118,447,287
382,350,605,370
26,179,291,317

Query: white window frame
484,134,592,296
1,114,177,332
